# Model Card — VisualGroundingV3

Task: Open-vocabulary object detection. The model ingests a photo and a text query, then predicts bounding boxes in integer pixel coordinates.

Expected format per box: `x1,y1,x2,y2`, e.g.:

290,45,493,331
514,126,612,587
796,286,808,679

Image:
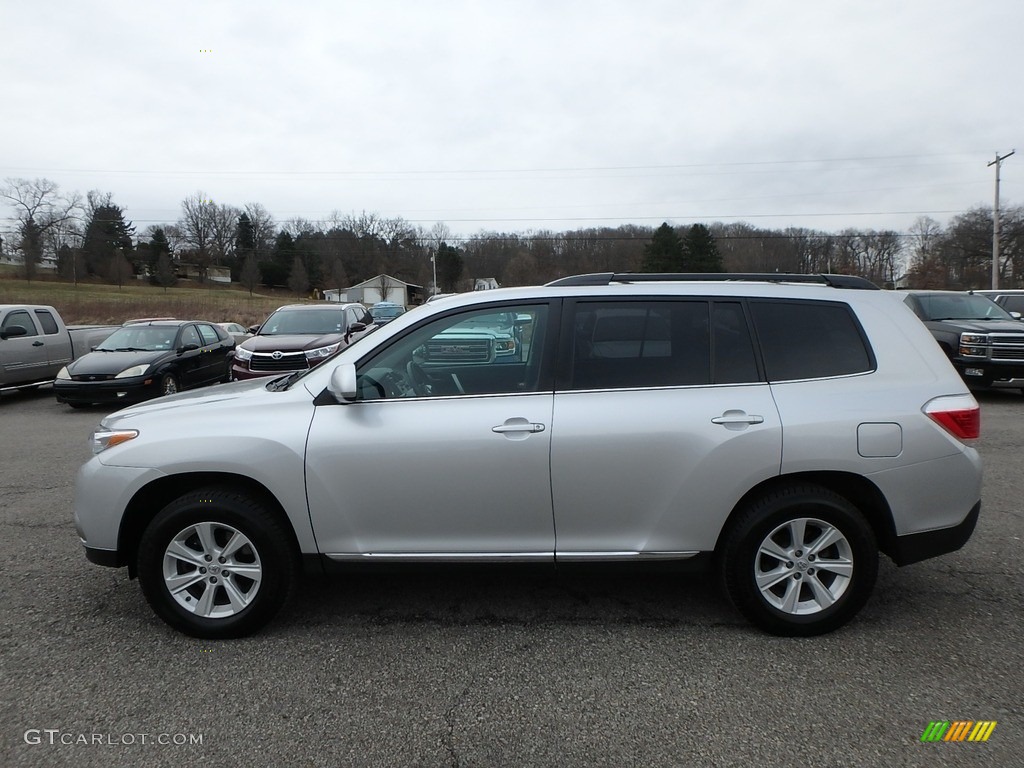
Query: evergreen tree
82,204,135,277
682,224,723,272
19,217,44,282
155,252,177,292
260,231,293,287
435,242,463,292
641,223,685,272
234,213,256,282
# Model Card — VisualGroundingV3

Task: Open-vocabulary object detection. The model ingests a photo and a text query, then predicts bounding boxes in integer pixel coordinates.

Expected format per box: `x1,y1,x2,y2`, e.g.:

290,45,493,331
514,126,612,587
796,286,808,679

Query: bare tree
288,255,310,297
240,254,261,296
243,202,276,259
177,192,216,280
1,178,81,281
374,273,393,302
210,203,240,266
330,257,349,295
107,248,134,289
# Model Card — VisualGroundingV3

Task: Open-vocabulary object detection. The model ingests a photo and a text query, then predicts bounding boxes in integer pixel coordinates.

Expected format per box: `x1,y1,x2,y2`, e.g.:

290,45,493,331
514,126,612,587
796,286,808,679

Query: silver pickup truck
0,305,118,392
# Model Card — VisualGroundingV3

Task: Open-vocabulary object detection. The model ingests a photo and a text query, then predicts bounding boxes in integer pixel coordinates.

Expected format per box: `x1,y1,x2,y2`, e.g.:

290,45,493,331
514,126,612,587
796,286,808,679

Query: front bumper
54,375,162,405
890,501,980,566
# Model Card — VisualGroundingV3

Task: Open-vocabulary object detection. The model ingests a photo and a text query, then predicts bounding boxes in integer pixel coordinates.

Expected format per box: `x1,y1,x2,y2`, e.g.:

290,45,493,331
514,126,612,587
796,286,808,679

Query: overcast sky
2,0,1021,239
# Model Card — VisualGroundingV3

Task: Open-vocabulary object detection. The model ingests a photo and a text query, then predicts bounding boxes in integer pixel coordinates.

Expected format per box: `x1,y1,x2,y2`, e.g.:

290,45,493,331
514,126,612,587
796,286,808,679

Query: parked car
0,305,118,393
369,301,406,326
230,303,374,380
74,272,982,639
901,289,1024,390
973,289,1024,317
53,320,234,408
216,322,253,345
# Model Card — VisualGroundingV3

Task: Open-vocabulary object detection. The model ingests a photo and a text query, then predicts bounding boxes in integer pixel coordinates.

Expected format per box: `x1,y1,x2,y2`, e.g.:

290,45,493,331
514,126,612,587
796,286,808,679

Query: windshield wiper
266,371,303,391
113,347,148,352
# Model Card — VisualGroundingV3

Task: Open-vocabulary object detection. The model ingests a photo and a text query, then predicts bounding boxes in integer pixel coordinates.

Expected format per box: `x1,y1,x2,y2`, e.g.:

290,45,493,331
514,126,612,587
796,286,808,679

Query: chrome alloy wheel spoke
162,522,263,618
754,517,854,616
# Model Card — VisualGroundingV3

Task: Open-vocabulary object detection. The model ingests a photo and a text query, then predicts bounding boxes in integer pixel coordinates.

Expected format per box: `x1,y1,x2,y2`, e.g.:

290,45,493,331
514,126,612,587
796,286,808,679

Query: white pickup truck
0,305,118,392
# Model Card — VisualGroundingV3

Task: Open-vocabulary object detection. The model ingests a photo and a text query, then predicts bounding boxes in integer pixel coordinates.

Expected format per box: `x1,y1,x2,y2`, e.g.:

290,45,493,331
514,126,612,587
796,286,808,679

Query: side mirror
0,325,28,340
344,322,367,344
1011,311,1022,320
177,343,200,354
248,324,261,334
327,363,358,403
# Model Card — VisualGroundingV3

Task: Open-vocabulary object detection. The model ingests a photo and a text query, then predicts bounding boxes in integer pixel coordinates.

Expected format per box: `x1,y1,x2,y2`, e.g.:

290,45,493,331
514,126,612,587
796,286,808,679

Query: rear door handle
492,422,545,434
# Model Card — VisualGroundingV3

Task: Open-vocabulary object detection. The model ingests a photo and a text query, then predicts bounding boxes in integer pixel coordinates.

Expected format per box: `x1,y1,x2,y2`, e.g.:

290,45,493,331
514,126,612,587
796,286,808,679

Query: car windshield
915,294,1015,321
96,326,178,351
371,306,405,320
260,309,346,335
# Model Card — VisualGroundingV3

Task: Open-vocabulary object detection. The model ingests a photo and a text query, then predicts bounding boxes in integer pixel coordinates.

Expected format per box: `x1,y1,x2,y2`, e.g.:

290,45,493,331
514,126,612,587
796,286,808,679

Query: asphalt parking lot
1,386,1021,767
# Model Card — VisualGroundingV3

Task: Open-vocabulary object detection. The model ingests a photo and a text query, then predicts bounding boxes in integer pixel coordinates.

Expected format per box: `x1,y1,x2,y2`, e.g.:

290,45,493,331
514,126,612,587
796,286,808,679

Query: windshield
371,306,405,320
260,309,347,335
96,326,178,351
914,294,1015,321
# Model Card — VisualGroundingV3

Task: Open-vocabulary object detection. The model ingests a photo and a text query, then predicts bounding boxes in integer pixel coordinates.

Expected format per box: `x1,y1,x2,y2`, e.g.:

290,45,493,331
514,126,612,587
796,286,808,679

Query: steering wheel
406,361,432,396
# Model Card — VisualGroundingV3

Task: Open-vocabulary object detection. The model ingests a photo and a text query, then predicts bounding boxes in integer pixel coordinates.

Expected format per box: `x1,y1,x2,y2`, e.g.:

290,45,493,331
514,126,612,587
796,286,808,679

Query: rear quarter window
750,300,874,381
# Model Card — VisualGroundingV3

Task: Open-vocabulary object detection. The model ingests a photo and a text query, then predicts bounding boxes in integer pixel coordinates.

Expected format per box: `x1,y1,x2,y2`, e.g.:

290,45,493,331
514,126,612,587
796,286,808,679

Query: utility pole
988,150,1015,289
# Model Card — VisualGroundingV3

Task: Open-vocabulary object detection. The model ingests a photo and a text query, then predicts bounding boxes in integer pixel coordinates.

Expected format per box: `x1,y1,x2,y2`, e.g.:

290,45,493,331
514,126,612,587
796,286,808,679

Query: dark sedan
54,320,234,408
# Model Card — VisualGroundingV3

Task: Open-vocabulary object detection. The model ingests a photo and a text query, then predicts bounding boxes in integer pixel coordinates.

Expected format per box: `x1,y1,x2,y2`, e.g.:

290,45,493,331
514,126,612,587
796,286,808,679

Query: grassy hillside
0,273,300,326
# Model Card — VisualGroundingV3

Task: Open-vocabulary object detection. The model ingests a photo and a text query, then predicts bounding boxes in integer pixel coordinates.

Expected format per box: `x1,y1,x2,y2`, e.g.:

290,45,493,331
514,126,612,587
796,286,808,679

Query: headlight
305,343,340,360
959,333,988,357
234,347,253,362
56,366,70,380
115,364,150,379
90,428,139,454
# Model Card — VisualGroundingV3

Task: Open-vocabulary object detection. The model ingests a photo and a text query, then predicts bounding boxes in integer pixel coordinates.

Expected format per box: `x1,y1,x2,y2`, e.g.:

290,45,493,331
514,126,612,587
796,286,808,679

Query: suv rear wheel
137,487,298,638
720,484,878,636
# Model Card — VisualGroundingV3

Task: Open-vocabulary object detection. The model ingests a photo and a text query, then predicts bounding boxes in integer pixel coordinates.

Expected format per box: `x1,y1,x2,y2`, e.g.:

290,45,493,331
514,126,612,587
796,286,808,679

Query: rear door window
750,300,874,381
34,309,60,335
563,301,710,390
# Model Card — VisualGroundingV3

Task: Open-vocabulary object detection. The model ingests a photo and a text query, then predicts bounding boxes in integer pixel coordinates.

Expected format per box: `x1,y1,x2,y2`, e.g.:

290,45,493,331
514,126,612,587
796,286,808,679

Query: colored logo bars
921,721,997,742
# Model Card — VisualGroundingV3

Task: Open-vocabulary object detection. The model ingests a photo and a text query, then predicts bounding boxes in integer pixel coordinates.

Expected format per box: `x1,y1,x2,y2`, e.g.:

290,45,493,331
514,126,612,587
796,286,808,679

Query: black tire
137,487,299,639
159,373,179,396
719,484,878,637
67,402,90,409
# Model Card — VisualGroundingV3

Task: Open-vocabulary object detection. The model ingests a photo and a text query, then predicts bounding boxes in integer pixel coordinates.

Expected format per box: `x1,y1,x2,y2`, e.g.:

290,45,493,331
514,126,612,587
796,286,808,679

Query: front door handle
711,411,764,428
32,341,44,347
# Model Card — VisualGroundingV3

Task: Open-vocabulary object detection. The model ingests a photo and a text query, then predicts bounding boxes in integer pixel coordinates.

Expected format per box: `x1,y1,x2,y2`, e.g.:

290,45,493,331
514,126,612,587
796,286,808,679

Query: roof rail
545,272,880,290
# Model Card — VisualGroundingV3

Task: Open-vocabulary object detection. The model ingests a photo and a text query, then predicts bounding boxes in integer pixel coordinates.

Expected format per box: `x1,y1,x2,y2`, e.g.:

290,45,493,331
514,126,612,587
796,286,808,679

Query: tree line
2,177,1022,294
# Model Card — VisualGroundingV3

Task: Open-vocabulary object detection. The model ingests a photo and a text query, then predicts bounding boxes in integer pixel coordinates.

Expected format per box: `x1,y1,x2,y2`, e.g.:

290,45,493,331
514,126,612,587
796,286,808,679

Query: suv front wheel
719,484,878,636
137,487,298,638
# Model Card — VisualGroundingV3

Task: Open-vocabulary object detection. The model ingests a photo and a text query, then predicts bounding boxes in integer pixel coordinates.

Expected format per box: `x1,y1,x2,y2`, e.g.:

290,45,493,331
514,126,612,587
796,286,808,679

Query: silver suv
74,273,982,638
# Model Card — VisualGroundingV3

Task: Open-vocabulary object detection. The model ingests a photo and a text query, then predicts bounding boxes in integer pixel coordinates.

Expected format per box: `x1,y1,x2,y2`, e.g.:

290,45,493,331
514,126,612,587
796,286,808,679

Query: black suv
902,290,1024,390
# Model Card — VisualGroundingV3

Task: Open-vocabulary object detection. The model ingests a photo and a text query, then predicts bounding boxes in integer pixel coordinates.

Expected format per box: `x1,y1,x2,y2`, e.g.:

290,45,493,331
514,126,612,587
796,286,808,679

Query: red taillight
924,395,980,441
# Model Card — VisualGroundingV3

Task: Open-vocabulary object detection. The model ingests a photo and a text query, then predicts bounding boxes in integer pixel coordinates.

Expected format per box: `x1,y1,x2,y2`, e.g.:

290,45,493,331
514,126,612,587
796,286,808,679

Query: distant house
176,263,231,284
474,278,500,291
335,274,422,306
